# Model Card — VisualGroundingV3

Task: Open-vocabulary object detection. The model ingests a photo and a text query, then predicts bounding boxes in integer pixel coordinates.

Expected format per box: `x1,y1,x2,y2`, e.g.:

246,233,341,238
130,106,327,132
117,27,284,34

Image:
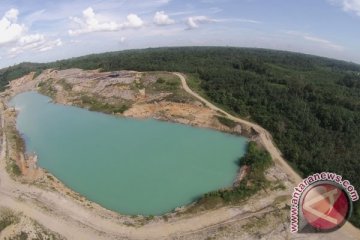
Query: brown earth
0,69,359,239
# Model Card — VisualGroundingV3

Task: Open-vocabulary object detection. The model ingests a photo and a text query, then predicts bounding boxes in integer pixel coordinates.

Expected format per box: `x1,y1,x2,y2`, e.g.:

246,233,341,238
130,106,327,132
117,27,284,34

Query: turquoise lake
9,92,248,215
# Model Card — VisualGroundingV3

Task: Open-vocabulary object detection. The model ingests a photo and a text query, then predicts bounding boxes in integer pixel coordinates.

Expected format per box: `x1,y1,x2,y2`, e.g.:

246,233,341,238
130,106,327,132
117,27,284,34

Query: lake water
9,92,248,215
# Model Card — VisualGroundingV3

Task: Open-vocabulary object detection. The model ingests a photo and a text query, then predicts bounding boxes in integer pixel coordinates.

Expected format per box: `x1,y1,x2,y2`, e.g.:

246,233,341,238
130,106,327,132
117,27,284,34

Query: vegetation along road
174,72,360,238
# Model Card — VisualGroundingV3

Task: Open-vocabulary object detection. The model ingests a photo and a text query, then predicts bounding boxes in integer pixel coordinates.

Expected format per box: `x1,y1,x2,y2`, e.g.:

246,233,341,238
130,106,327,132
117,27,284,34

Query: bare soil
0,69,358,239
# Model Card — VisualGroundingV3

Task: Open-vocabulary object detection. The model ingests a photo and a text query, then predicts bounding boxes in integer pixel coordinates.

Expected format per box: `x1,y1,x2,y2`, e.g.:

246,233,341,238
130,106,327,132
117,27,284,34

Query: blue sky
1,0,360,68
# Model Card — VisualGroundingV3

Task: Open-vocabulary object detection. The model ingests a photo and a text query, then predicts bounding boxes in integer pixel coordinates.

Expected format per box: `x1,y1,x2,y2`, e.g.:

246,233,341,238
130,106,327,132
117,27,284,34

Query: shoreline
1,69,359,239
1,70,254,219
4,91,250,217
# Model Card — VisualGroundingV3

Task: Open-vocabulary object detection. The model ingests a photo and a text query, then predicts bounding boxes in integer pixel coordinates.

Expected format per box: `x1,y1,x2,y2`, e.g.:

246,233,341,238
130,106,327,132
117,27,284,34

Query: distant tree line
1,47,360,226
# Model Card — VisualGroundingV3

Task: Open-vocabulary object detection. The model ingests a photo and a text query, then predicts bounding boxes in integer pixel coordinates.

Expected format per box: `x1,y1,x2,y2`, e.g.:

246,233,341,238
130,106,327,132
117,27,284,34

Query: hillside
1,47,360,226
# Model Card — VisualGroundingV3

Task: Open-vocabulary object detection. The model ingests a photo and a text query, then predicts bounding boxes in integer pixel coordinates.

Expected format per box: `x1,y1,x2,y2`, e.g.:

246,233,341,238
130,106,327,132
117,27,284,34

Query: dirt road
0,109,284,239
173,72,360,238
0,72,359,239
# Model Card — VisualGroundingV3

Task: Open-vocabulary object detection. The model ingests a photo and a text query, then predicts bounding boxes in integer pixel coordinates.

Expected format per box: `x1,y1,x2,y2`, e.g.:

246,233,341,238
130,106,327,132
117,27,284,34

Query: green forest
1,47,360,226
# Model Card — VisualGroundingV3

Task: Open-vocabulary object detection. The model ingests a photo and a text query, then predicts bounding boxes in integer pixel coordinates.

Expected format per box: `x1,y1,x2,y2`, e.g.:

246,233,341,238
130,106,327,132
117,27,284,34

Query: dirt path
0,72,359,239
0,110,283,239
173,72,360,238
173,72,302,184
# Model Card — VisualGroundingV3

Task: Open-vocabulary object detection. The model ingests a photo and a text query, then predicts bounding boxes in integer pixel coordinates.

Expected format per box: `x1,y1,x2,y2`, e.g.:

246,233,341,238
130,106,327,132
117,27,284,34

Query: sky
1,0,360,68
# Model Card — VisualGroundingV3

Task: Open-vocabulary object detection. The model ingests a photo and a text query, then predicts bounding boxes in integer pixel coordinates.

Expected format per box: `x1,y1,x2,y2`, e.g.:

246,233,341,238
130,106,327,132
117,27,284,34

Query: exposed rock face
50,69,139,100
0,69,316,240
233,165,250,187
7,68,249,137
233,124,242,134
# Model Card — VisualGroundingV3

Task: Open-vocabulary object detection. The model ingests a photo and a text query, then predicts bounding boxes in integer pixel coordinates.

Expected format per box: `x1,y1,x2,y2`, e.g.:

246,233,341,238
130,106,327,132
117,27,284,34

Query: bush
7,160,21,176
216,116,237,128
0,208,19,232
156,77,165,84
186,141,272,212
81,95,129,114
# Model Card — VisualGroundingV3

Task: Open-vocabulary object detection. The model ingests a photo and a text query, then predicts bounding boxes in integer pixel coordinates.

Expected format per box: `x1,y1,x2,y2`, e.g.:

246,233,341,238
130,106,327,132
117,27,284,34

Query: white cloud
120,36,126,43
0,8,62,58
5,8,19,21
122,14,144,29
186,16,217,29
153,11,175,25
19,34,44,45
329,0,360,16
39,39,63,52
169,10,195,16
286,31,344,51
157,0,171,3
69,7,118,35
224,18,261,24
69,39,81,44
124,0,171,9
0,8,26,45
9,34,62,57
69,8,144,35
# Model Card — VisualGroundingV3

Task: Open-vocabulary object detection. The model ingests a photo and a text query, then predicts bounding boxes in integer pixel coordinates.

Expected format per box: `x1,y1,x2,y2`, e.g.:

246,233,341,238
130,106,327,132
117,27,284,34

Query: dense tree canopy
1,47,360,226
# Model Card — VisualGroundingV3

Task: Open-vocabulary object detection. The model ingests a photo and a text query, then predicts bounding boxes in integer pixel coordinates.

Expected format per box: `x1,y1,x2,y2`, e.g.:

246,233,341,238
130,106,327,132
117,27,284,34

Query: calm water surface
10,92,248,215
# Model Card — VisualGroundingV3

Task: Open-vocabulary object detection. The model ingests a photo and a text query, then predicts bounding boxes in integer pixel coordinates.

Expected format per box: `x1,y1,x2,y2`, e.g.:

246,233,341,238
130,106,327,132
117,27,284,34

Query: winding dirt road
0,72,359,239
173,72,360,239
173,73,302,183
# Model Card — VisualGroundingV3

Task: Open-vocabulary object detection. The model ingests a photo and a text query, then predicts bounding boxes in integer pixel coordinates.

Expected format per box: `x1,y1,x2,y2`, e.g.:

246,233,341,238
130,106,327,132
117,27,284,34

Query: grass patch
133,80,144,90
7,160,21,176
149,72,196,103
155,77,179,90
216,116,237,128
34,69,43,79
186,74,203,93
184,142,273,214
145,215,154,221
164,91,195,103
46,175,55,181
80,95,130,114
12,231,28,240
0,208,19,232
141,72,195,103
9,130,25,154
58,79,72,91
162,215,169,222
4,124,25,177
270,181,286,191
156,78,165,84
38,79,56,97
152,73,180,91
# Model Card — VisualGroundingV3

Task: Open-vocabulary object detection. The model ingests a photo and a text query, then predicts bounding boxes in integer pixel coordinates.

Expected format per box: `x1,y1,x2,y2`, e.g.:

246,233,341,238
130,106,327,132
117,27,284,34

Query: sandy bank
0,70,359,239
